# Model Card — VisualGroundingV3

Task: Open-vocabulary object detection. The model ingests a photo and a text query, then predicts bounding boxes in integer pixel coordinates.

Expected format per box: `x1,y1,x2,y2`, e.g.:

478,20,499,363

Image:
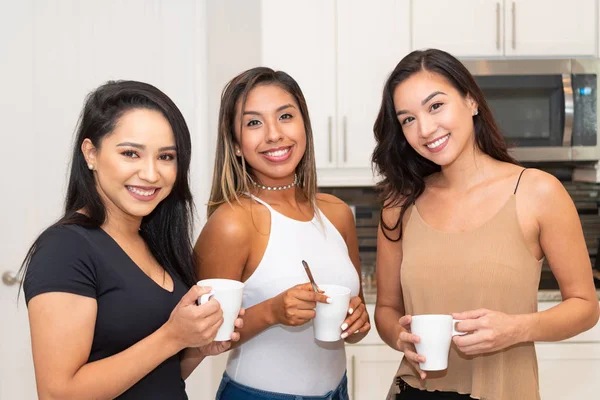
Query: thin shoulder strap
513,168,528,195
247,193,274,212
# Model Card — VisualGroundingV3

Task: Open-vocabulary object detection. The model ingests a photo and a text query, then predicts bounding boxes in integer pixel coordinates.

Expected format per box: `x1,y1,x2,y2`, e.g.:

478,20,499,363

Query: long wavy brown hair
207,67,318,217
372,49,517,241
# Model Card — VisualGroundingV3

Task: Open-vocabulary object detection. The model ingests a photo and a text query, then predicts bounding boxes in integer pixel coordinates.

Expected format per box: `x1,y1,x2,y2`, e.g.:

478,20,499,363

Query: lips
126,185,161,201
424,133,450,153
260,145,293,162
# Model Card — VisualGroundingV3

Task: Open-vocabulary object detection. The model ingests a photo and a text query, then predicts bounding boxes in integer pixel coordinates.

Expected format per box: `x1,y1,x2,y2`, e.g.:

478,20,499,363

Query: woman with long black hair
20,80,242,399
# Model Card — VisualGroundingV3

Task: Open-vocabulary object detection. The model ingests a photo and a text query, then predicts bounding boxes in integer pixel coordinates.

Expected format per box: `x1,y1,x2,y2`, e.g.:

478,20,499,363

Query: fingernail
341,332,349,339
348,308,354,315
354,330,360,334
341,323,348,330
326,297,332,304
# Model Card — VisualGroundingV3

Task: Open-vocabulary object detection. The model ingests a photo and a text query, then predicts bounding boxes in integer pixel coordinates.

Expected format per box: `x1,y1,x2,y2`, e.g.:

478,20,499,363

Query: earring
88,164,94,170
235,148,241,155
474,110,479,116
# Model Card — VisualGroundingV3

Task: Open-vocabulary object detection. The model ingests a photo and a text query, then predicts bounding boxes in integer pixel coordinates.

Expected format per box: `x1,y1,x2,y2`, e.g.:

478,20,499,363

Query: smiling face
233,83,306,187
82,108,178,221
393,70,479,167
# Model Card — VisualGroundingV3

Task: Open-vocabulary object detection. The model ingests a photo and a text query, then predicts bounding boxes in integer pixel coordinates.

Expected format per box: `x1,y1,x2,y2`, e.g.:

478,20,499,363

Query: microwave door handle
562,73,574,146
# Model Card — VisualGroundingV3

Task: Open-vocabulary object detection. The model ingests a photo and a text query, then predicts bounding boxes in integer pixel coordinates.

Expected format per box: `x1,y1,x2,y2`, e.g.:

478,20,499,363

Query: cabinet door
412,0,504,58
346,345,404,400
261,0,337,169
505,0,596,57
536,342,600,399
337,0,410,171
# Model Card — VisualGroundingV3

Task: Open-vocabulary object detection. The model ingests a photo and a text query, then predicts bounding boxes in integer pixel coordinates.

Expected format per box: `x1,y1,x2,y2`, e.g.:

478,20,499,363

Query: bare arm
28,286,223,400
519,172,599,341
374,205,405,351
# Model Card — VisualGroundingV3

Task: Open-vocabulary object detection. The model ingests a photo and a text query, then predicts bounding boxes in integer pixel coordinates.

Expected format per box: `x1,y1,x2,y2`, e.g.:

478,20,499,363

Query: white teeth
264,148,290,157
426,134,450,149
127,186,156,197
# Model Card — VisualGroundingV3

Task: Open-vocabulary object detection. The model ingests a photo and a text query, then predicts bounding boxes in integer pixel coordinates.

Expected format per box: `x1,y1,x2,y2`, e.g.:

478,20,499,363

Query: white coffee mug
410,314,466,371
313,284,351,342
197,278,244,341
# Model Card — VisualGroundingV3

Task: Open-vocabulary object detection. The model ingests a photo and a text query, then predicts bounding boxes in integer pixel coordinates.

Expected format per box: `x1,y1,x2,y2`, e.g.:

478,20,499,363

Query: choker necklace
249,174,298,191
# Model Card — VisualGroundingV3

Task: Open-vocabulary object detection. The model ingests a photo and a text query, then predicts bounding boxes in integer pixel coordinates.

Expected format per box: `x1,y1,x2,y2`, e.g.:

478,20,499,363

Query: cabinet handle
496,2,501,50
343,116,348,163
511,2,516,49
351,354,356,399
328,116,333,163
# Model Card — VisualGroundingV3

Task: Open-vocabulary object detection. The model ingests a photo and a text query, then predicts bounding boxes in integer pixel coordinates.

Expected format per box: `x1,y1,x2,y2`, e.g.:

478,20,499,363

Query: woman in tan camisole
371,49,600,400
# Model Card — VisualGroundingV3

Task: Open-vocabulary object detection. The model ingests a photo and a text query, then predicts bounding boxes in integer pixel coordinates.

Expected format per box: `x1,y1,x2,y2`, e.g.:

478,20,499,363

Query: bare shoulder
516,168,571,214
197,198,257,245
316,193,354,221
518,168,567,199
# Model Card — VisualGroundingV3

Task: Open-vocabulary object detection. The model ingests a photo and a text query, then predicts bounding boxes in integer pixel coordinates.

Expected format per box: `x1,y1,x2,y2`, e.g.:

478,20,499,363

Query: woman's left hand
341,296,370,339
452,309,523,355
198,308,245,357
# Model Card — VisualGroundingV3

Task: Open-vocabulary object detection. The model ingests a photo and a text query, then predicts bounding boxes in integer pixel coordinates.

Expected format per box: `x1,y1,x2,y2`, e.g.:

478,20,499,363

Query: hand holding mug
452,308,521,355
340,296,370,339
396,315,427,380
270,282,330,327
165,285,224,350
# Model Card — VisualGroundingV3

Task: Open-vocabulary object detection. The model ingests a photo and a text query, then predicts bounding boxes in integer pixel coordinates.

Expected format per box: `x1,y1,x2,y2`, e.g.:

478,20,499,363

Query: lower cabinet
536,342,600,400
345,345,403,400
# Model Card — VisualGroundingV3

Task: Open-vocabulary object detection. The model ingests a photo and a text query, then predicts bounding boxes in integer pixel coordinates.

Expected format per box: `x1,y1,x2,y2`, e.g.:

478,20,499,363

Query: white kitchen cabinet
261,0,411,185
413,0,597,58
412,0,504,58
346,345,404,400
536,342,600,400
505,0,596,57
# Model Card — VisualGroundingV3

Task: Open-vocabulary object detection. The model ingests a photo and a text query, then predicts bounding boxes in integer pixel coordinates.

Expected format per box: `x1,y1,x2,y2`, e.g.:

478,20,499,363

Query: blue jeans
215,371,349,400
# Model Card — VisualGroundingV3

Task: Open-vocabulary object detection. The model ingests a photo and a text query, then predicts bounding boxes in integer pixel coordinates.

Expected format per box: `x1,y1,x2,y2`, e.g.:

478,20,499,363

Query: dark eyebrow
117,142,176,152
396,91,447,116
243,104,296,116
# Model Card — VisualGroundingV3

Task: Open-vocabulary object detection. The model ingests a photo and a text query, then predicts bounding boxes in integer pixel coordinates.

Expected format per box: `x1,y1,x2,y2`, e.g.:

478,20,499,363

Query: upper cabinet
261,0,411,184
413,0,597,58
505,0,596,57
413,0,504,58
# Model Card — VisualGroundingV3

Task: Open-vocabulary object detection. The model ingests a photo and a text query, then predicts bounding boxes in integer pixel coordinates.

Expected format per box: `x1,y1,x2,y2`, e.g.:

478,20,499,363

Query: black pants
395,379,473,400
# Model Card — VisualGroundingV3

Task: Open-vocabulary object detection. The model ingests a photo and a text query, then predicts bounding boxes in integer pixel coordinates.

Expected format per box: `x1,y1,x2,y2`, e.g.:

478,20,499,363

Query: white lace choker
249,174,298,191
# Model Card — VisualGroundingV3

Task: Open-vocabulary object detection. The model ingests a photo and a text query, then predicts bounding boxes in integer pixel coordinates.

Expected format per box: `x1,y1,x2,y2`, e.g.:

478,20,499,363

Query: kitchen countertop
363,289,600,304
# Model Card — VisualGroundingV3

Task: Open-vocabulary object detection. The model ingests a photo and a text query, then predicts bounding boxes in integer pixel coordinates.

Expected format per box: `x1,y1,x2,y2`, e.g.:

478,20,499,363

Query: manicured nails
348,308,354,315
355,330,360,334
341,332,349,339
326,297,332,304
341,323,349,331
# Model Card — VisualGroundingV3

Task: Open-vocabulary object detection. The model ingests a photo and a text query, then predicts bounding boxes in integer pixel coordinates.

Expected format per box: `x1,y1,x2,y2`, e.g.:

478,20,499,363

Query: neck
98,192,143,239
252,185,303,205
438,142,494,192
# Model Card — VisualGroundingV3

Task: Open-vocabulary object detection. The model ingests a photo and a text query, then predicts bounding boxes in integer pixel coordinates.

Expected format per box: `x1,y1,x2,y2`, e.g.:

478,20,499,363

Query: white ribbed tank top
225,195,360,395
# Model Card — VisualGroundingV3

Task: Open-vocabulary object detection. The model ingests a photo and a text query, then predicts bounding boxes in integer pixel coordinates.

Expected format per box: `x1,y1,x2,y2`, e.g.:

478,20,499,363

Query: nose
418,114,438,139
265,120,284,143
138,158,159,183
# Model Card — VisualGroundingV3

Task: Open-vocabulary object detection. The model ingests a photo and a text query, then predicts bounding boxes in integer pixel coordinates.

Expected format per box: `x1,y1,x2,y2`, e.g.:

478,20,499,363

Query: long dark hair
207,67,317,217
372,49,517,241
19,80,197,293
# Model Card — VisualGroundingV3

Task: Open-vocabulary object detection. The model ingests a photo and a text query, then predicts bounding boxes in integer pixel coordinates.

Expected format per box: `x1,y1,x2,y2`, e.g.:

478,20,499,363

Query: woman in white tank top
195,67,371,399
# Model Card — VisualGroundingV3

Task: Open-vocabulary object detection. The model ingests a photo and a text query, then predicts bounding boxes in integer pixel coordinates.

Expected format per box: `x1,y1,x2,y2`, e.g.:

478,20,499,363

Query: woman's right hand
269,282,330,326
164,285,224,350
397,315,427,380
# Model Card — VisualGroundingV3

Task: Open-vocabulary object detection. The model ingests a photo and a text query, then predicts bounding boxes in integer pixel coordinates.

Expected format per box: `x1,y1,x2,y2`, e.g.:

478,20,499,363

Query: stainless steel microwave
462,59,599,162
